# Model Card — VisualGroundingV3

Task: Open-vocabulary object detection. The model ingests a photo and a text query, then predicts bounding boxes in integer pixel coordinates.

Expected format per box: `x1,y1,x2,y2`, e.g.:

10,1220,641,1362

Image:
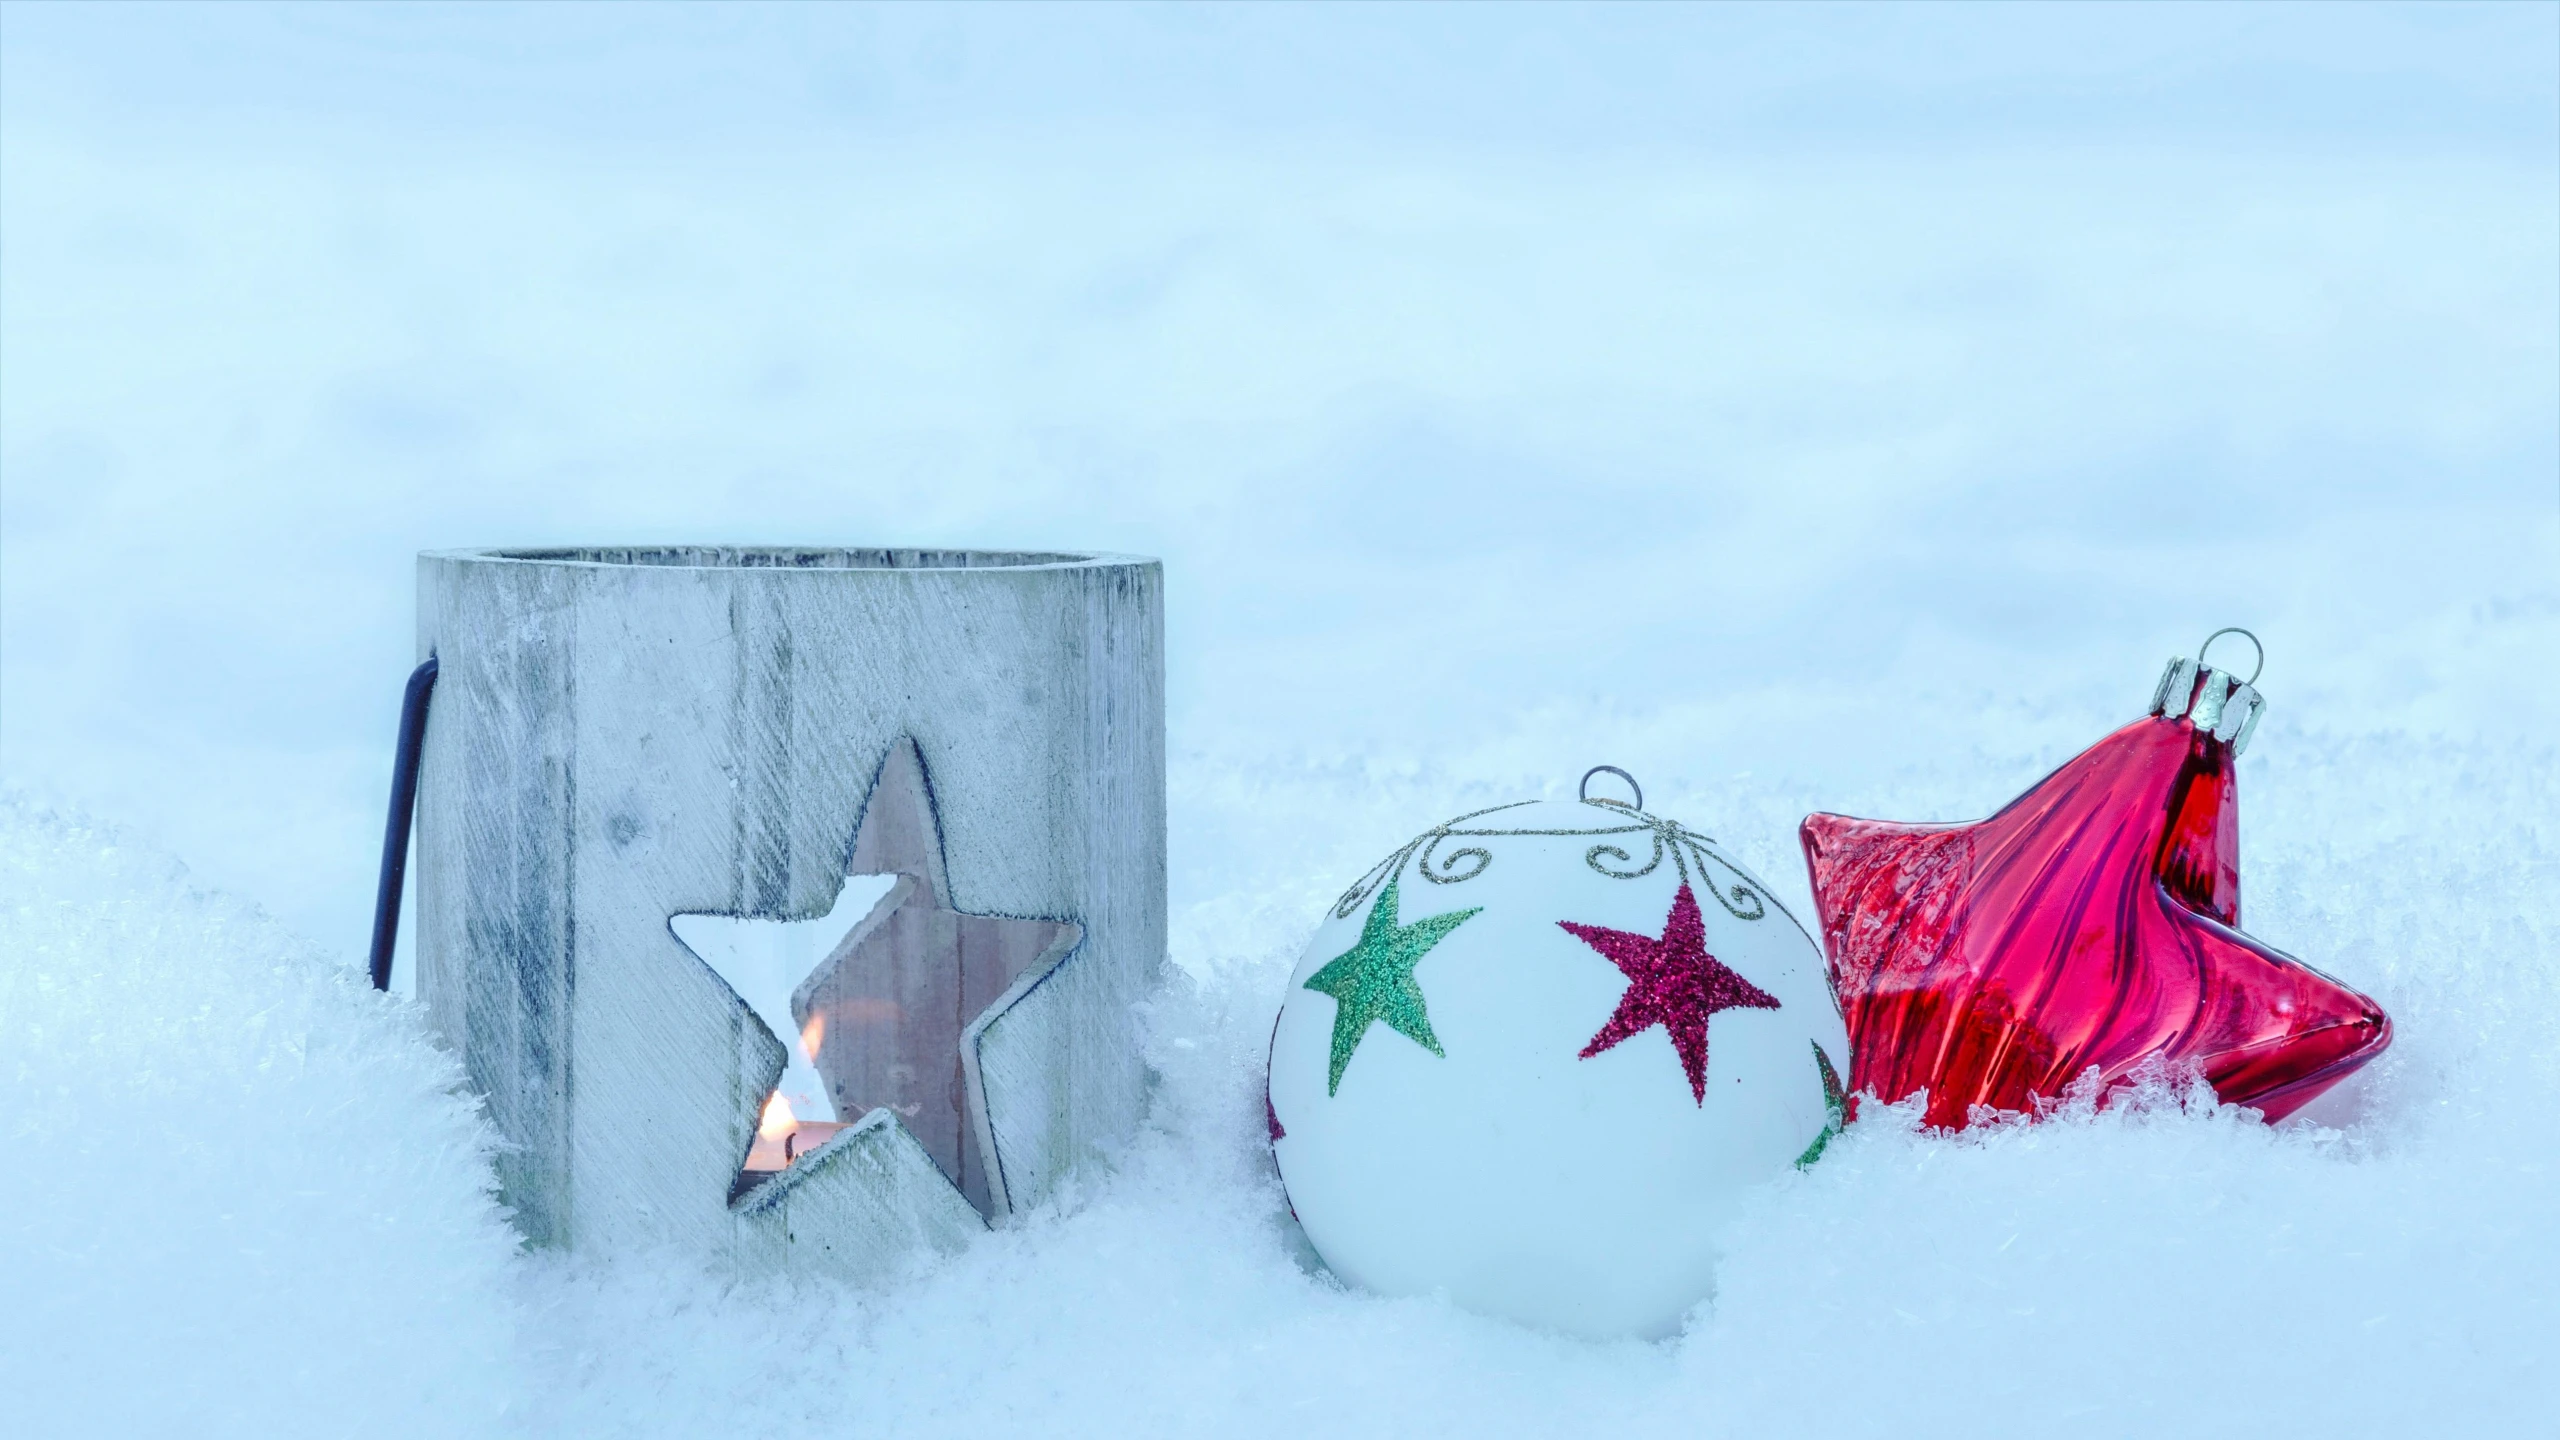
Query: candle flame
800,1013,826,1062
756,1090,798,1141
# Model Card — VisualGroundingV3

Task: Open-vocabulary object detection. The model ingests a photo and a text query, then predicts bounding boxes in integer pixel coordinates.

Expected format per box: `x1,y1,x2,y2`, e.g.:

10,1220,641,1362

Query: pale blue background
4,1,2554,956
4,9,2558,1437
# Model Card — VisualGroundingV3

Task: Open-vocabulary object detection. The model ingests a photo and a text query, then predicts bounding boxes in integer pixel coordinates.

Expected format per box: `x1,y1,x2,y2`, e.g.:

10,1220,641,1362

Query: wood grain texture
731,1111,984,1281
790,737,1083,1218
413,548,1165,1276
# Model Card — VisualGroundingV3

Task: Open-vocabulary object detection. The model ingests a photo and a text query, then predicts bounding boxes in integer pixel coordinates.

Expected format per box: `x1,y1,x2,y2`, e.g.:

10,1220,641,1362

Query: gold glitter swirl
1331,802,1535,919
1331,800,1769,922
1666,827,1769,922
1583,827,1667,880
1416,832,1494,885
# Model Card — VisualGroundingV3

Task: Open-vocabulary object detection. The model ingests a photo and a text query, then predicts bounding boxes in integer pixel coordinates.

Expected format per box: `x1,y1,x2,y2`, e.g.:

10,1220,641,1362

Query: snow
0,802,520,1437
7,722,2554,1437
3,5,2556,1437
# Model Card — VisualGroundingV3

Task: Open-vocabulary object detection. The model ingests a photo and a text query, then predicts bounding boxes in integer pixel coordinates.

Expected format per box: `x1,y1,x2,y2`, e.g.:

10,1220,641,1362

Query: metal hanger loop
1579,765,1643,812
2197,627,2264,686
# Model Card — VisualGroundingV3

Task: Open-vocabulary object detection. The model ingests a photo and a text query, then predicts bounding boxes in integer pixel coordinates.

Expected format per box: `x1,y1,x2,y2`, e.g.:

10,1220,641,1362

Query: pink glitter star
1561,884,1780,1104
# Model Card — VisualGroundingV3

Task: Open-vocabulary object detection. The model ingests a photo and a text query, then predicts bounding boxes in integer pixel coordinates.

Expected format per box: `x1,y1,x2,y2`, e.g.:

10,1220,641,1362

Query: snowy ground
8,722,2557,1437
4,6,2556,1437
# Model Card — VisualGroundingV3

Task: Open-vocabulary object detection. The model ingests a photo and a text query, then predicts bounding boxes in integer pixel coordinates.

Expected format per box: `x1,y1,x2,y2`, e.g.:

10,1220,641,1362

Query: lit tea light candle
734,1091,850,1197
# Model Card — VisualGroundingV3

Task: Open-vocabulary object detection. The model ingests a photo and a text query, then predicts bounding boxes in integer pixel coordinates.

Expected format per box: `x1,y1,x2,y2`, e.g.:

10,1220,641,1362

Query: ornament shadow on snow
381,547,1165,1282
1799,628,2392,1130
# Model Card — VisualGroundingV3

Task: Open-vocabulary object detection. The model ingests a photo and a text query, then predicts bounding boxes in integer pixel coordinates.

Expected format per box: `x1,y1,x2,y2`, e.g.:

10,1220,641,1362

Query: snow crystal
0,801,522,1439
2,5,2554,1435
6,716,2553,1436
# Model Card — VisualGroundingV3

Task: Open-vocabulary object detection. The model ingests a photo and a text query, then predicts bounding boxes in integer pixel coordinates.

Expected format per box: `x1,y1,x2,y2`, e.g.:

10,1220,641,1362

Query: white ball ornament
1267,772,1850,1339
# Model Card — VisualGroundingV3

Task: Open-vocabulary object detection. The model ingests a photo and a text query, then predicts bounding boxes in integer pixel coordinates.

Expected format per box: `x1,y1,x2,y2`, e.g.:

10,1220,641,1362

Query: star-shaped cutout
1304,879,1479,1095
1560,883,1781,1104
1799,681,2391,1130
675,738,1081,1218
792,739,1082,1217
670,871,897,1126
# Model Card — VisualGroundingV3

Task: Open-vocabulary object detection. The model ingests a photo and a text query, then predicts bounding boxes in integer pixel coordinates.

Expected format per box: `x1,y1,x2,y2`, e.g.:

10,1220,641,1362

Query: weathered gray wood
790,737,1081,1218
412,547,1165,1272
732,1110,984,1281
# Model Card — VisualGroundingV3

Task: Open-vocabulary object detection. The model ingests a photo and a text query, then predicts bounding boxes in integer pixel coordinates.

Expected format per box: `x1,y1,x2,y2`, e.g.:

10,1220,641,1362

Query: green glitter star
1304,879,1480,1096
1794,1041,1850,1169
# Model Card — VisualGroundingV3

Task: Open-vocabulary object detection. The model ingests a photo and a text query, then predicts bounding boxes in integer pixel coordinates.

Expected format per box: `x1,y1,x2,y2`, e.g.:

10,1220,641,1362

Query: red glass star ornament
1799,660,2390,1129
1561,883,1781,1104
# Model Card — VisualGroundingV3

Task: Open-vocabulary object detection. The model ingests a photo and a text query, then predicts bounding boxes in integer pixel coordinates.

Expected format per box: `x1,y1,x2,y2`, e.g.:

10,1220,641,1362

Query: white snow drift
5,708,2553,1436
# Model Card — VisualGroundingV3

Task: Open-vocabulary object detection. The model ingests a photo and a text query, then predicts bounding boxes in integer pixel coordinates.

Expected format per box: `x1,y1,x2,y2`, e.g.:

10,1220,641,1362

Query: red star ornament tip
1799,661,2390,1130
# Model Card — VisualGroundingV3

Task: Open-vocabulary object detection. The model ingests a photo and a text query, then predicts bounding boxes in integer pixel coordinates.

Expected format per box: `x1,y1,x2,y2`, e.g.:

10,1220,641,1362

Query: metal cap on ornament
2149,626,2267,752
1801,624,2392,1134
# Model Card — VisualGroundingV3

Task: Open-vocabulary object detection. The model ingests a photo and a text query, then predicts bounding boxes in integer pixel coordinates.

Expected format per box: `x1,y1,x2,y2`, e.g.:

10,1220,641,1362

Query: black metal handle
369,656,439,991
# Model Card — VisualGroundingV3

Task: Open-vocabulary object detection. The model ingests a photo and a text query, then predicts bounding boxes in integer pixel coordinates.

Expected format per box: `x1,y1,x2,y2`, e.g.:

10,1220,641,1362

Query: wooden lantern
411,547,1165,1279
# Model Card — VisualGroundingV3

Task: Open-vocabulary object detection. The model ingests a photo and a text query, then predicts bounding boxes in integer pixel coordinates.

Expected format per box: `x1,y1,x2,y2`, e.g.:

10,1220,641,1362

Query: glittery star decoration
1560,883,1781,1104
1304,879,1479,1096
1798,665,2391,1131
785,738,1082,1216
1793,1043,1848,1169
